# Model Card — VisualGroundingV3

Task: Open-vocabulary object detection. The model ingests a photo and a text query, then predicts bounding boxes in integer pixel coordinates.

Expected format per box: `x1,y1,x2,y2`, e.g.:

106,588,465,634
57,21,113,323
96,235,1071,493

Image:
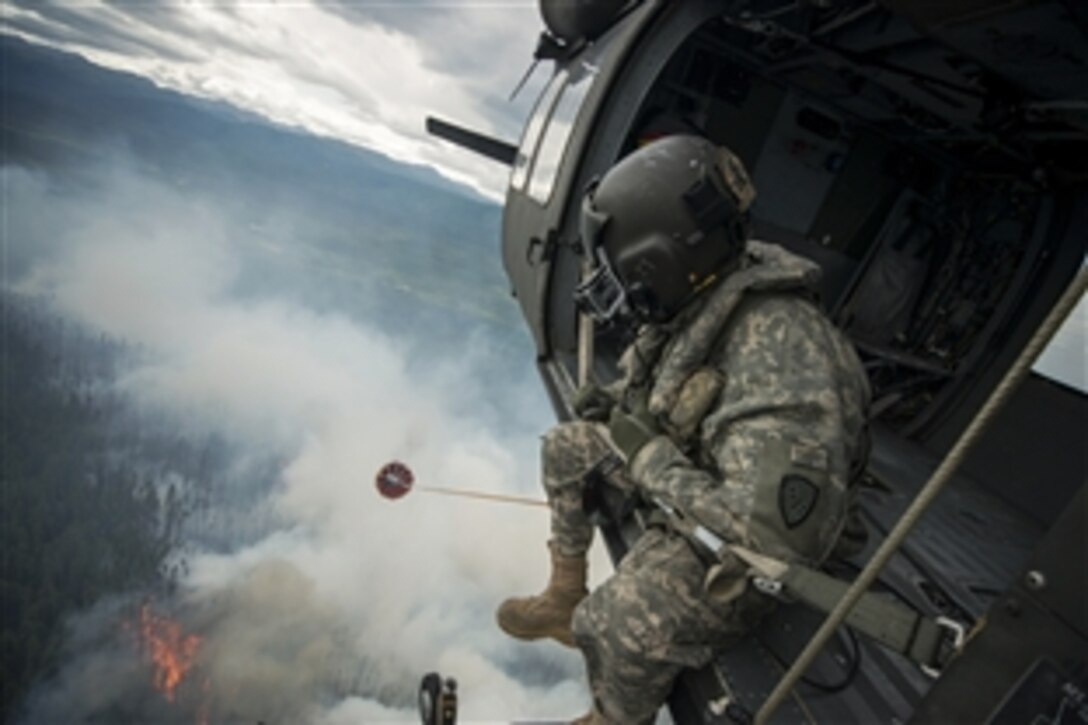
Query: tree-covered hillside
0,295,169,720
1,32,548,721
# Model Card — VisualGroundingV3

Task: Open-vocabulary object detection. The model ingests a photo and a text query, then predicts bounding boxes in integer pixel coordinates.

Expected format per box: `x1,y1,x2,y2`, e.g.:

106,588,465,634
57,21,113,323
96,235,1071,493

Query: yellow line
417,486,548,508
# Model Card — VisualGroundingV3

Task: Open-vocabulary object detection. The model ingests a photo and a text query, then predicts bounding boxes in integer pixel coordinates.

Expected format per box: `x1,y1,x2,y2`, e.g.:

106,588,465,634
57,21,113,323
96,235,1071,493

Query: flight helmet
575,135,756,325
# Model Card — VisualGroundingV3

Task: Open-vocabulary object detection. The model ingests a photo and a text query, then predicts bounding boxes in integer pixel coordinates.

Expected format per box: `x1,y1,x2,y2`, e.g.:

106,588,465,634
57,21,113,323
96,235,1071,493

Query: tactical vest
613,241,871,565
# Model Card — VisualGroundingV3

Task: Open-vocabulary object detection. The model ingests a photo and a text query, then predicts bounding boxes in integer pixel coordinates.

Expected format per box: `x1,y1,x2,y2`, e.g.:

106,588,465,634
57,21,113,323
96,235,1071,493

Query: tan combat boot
496,541,587,648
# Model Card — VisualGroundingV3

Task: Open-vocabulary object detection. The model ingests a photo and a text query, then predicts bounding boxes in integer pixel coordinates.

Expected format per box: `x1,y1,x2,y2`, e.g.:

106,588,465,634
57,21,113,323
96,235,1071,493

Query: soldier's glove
607,392,660,462
572,383,614,422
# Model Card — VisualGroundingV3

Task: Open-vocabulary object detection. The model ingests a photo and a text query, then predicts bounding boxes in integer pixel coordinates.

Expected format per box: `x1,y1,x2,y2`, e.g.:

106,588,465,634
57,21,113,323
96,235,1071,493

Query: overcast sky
1,0,546,201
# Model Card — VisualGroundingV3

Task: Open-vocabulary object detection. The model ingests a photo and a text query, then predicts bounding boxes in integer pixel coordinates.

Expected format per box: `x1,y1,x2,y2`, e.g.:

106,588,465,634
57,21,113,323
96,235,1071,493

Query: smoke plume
6,158,608,723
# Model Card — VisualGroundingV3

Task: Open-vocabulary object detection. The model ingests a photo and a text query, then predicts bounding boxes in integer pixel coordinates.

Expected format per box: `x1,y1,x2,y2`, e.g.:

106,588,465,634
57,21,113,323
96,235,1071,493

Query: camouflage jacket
614,241,871,564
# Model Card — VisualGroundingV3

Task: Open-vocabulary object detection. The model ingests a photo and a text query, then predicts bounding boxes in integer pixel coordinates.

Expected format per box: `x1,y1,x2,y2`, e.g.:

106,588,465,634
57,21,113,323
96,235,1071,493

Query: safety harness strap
764,554,965,677
647,502,964,676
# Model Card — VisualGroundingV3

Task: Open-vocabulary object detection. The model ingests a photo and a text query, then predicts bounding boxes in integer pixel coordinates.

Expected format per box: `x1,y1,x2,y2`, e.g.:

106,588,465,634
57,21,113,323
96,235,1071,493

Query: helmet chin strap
574,246,629,324
626,281,671,325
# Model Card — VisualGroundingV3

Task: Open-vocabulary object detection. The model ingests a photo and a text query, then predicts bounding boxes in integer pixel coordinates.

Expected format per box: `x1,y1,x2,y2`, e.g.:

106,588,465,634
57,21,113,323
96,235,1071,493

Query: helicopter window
1034,260,1088,393
528,62,597,204
511,69,567,191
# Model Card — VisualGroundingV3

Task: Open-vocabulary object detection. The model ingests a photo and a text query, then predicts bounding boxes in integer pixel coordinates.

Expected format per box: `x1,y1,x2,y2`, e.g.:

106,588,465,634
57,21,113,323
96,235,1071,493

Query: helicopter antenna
425,117,517,165
509,32,568,102
508,59,540,102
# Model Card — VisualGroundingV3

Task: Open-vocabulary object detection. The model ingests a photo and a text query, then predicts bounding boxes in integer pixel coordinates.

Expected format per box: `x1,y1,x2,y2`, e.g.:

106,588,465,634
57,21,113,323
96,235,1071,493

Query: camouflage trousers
540,420,613,557
541,422,774,724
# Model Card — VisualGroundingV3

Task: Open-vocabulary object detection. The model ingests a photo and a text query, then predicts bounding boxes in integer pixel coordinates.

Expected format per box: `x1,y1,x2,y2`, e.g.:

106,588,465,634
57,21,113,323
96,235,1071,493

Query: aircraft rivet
1025,570,1047,591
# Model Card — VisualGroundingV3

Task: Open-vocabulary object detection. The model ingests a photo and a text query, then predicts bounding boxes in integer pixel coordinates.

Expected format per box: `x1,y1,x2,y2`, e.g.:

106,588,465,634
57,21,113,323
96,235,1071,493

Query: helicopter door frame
500,0,670,376
533,1,741,408
509,70,566,195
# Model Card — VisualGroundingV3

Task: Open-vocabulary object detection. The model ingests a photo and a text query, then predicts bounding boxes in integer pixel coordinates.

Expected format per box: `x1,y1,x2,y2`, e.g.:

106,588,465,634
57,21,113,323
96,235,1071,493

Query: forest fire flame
134,604,202,703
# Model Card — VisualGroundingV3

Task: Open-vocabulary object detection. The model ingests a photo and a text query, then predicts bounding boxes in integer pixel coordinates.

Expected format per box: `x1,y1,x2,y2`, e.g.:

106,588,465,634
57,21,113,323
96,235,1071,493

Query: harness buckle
752,576,784,598
920,616,966,679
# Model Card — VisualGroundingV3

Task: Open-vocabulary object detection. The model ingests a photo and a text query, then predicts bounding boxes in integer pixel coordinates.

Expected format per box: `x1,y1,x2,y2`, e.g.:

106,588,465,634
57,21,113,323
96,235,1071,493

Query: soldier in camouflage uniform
496,136,871,724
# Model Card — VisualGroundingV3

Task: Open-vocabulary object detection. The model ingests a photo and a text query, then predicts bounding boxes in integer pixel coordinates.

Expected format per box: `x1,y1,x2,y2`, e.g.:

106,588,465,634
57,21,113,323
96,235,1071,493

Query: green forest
1,293,178,720
0,35,535,722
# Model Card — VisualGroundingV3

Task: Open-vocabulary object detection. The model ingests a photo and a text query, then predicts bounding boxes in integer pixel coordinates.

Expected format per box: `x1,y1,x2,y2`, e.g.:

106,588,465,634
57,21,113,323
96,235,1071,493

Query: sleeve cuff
630,434,686,488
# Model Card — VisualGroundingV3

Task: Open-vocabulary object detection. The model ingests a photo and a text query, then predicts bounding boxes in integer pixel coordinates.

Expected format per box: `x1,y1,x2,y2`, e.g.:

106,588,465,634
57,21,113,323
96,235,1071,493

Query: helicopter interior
589,12,1081,442
500,4,1086,722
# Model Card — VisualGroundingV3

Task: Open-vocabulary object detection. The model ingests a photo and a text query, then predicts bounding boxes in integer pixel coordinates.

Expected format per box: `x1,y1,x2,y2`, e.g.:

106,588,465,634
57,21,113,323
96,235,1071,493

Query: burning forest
3,32,585,722
128,604,205,707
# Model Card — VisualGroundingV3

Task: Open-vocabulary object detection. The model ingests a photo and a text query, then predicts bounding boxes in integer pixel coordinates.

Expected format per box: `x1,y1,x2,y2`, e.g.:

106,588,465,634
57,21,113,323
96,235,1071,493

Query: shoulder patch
779,474,819,529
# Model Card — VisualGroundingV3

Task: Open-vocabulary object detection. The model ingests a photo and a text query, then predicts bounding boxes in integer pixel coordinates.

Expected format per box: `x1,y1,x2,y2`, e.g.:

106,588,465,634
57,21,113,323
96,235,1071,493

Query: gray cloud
315,1,544,136
3,1,545,198
7,0,201,62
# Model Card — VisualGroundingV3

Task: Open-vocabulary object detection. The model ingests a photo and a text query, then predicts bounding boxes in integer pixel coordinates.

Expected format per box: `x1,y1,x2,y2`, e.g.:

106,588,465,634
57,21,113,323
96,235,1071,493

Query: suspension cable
418,486,548,508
